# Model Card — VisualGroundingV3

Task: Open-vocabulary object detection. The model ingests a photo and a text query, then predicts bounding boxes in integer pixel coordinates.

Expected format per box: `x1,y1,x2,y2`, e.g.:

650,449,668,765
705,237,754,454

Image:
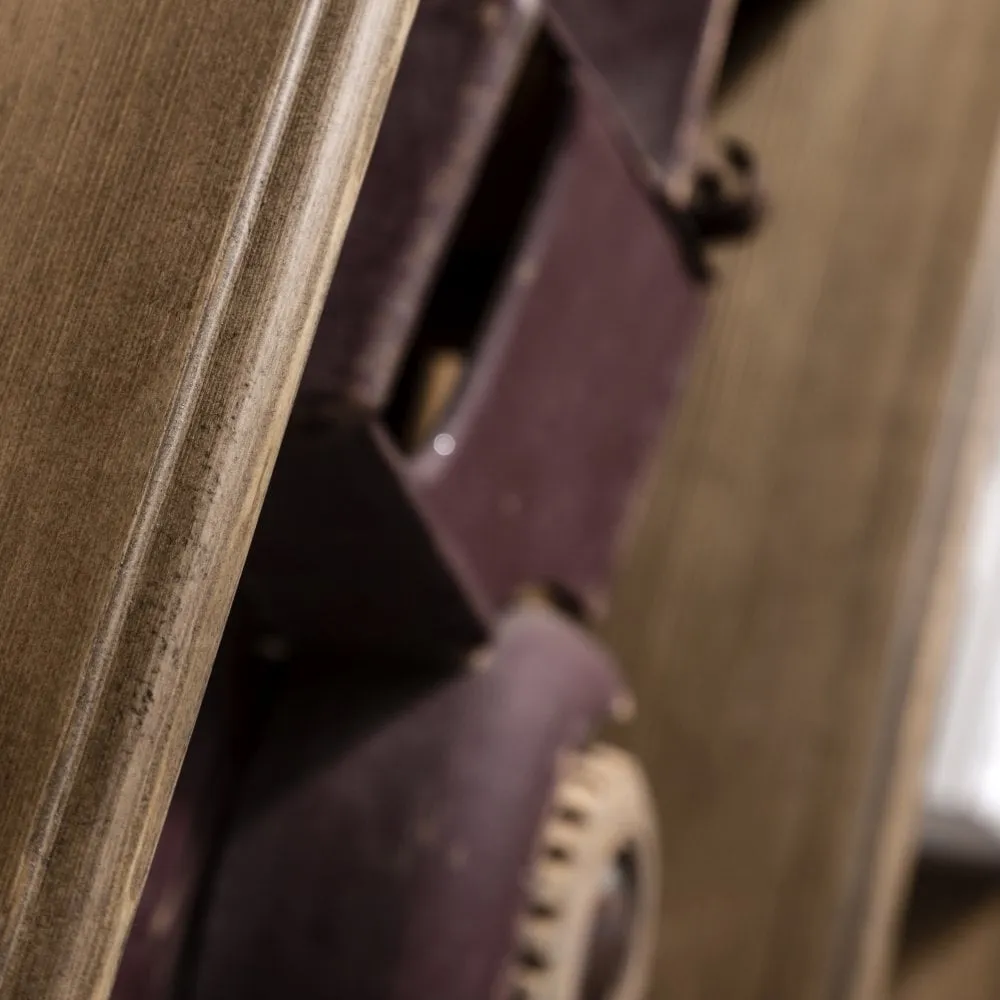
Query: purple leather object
189,607,622,1000
110,617,262,1000
549,0,715,176
238,412,490,661
409,97,702,616
299,0,538,409
239,92,702,653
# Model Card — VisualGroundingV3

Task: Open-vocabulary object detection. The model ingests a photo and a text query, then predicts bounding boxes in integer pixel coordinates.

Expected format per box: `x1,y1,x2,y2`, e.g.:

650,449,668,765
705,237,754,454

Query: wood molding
0,1,416,995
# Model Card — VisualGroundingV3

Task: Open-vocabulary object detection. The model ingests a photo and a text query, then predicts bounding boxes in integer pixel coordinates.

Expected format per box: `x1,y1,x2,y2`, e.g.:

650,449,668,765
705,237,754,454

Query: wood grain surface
605,0,1000,998
0,1,415,996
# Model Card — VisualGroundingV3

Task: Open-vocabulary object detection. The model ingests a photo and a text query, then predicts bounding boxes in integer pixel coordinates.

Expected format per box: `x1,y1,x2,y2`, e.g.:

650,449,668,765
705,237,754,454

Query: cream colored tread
510,745,659,1000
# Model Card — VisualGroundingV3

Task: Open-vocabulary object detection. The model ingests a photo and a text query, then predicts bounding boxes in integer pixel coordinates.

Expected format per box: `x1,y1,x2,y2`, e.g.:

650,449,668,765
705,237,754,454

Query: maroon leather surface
189,608,621,1000
111,613,267,1000
240,412,489,660
299,0,538,408
410,97,703,616
549,0,715,173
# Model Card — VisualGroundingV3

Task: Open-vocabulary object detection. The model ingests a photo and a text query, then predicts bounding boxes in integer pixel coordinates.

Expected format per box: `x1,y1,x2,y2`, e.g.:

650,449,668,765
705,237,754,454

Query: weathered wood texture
0,1,415,996
605,0,1000,998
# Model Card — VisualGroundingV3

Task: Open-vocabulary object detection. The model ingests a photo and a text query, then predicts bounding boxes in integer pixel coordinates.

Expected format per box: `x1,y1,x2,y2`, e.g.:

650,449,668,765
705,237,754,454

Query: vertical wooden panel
606,0,1000,997
0,1,416,996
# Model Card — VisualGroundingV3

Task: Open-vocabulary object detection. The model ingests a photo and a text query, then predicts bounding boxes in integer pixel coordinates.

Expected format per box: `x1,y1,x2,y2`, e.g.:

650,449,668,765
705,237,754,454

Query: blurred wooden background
606,0,1000,997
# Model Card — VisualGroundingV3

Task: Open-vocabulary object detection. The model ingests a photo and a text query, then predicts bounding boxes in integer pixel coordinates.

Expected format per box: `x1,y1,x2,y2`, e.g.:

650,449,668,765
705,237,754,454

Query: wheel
509,745,660,1000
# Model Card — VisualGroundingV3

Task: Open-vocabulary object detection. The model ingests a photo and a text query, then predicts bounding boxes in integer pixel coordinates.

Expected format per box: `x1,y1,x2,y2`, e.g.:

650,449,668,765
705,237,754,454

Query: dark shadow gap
382,32,572,452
